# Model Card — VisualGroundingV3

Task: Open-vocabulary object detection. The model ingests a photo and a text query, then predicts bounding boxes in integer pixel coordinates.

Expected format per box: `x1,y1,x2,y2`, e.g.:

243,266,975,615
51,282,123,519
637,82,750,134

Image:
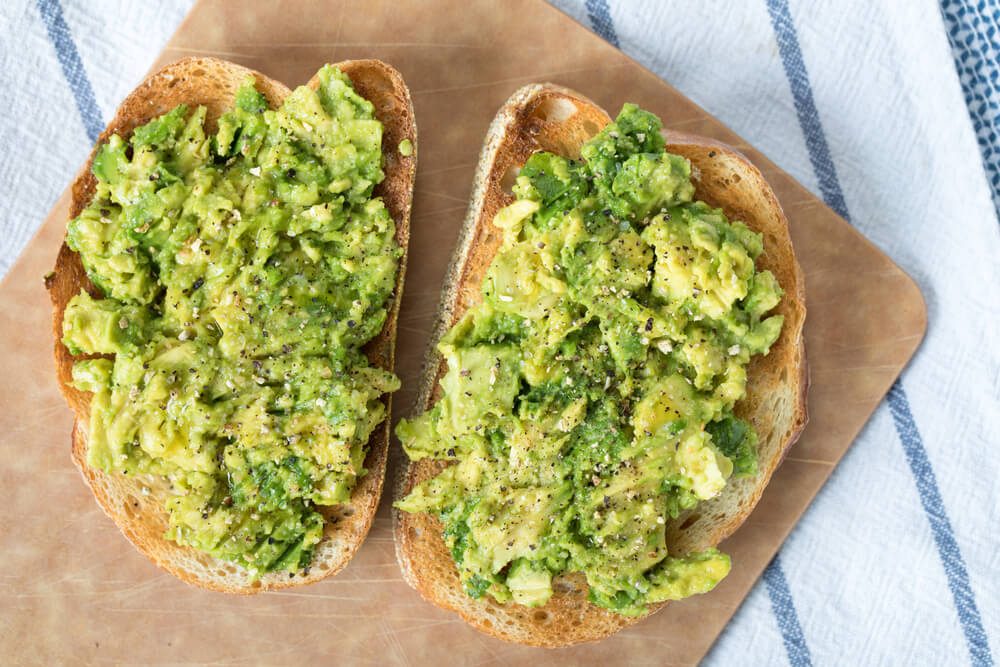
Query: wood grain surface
0,1,926,664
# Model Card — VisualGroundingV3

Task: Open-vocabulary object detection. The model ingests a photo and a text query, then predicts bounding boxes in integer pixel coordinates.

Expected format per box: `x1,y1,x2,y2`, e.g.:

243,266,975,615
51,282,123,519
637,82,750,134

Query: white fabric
2,1,996,663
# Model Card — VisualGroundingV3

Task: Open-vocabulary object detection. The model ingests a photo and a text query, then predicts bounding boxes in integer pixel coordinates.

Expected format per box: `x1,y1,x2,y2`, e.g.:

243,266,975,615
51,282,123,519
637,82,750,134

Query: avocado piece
467,485,568,574
437,343,521,434
645,549,732,603
611,152,695,220
507,559,553,607
62,291,150,355
706,413,759,477
633,374,699,438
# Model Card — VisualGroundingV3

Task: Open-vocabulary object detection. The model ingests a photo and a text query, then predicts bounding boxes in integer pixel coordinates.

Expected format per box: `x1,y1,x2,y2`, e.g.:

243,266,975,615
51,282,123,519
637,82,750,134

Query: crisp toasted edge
46,57,416,593
392,85,807,646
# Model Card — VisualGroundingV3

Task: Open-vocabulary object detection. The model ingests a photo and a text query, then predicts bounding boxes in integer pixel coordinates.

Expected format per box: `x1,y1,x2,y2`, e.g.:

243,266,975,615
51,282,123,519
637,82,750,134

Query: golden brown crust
392,86,807,646
47,57,416,593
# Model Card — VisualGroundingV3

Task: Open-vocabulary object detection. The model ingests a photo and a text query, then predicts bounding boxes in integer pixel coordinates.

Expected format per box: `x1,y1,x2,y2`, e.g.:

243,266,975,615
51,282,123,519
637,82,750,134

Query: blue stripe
584,0,620,48
766,1,994,664
586,6,814,664
763,556,813,667
36,0,103,142
887,383,994,666
940,0,1000,221
766,0,850,220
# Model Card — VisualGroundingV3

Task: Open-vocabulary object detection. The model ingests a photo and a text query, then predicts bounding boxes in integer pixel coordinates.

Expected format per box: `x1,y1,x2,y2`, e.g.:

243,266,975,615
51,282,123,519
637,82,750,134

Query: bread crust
392,85,807,646
46,57,416,593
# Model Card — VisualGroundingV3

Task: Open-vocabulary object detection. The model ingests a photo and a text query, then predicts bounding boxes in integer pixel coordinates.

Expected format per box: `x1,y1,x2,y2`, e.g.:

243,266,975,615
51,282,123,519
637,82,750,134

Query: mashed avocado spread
396,104,784,615
62,66,401,574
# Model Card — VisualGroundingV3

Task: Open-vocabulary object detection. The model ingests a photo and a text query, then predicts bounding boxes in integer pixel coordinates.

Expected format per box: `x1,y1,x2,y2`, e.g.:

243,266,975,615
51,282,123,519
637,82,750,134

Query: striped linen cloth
2,1,997,664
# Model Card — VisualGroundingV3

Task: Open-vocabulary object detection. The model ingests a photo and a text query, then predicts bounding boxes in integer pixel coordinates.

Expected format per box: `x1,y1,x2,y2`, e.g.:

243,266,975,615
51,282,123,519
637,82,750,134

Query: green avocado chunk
62,65,401,575
395,104,784,615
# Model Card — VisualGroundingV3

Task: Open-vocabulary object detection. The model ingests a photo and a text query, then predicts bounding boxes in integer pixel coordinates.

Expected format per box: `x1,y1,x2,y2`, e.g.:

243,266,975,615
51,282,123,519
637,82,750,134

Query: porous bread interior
392,85,807,646
46,56,416,593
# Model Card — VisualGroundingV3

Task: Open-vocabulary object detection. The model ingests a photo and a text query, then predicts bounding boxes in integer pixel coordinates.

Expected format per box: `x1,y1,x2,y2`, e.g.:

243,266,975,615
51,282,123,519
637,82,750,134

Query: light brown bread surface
393,84,807,646
46,57,416,593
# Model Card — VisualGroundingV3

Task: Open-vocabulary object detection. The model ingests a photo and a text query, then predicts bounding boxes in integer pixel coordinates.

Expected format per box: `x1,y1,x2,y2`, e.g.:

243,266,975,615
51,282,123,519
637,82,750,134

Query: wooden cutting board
0,1,926,664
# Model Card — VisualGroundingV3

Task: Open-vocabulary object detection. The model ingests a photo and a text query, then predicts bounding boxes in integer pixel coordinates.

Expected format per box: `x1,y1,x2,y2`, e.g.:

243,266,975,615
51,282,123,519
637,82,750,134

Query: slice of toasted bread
46,57,416,593
392,84,806,646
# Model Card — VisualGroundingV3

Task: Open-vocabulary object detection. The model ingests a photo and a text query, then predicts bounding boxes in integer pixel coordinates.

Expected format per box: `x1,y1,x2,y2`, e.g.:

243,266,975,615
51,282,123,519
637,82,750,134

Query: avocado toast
393,85,806,645
47,57,415,592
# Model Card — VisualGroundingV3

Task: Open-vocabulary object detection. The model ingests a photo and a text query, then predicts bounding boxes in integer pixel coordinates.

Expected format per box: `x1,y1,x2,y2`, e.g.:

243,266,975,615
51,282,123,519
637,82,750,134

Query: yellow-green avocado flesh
396,105,783,616
63,66,401,574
